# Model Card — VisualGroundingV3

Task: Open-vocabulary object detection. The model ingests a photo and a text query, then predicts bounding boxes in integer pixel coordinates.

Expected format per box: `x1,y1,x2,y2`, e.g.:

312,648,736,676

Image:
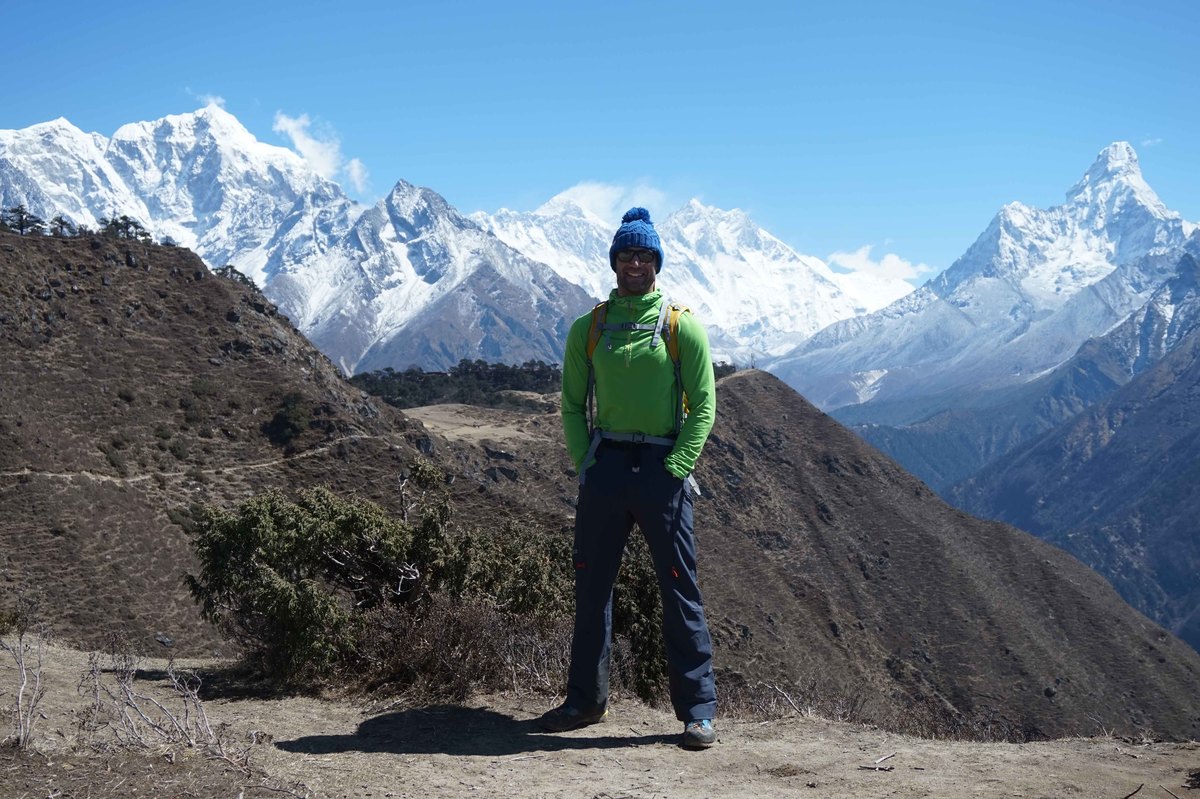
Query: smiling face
614,248,659,296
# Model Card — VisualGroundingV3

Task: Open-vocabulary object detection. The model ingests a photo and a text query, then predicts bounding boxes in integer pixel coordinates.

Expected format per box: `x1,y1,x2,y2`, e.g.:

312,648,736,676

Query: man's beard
617,270,655,296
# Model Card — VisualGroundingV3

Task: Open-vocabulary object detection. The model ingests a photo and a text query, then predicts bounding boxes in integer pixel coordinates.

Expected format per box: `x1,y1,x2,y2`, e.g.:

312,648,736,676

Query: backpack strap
662,301,690,435
663,303,686,363
648,298,671,350
584,301,607,435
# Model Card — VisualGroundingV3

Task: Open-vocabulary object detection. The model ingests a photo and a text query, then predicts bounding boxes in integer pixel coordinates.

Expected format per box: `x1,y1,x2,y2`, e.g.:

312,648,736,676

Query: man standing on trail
540,207,718,750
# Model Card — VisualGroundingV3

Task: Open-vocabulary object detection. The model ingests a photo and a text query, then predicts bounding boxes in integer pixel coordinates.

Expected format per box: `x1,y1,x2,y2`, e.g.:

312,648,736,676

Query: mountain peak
533,192,608,224
26,116,81,134
1066,141,1167,216
672,198,751,228
1087,141,1140,181
187,103,254,138
109,105,261,156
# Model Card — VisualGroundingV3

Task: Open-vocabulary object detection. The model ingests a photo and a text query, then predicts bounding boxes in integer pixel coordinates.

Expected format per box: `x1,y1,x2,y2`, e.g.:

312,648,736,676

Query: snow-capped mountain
473,196,911,363
0,107,594,371
4,106,905,372
771,142,1197,414
270,178,594,373
0,106,355,287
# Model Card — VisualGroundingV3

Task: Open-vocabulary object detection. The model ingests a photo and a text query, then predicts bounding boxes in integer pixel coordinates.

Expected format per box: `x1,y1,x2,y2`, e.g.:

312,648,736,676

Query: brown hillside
689,371,1199,740
2,232,1197,743
0,232,445,655
410,374,1200,741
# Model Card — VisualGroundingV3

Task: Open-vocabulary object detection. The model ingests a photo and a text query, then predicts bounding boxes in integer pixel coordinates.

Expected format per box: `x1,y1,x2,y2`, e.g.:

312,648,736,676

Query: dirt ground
3,644,1197,799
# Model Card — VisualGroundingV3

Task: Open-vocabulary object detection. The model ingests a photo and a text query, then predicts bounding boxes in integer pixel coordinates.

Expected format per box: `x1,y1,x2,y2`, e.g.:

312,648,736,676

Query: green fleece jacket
562,289,716,478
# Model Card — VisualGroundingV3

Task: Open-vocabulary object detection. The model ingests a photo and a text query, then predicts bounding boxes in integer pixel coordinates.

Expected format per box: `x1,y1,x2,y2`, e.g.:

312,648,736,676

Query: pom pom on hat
609,207,664,273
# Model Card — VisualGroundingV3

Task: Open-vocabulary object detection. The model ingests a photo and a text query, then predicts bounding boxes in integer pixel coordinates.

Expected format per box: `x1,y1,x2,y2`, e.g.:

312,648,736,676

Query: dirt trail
0,433,389,485
9,645,1197,799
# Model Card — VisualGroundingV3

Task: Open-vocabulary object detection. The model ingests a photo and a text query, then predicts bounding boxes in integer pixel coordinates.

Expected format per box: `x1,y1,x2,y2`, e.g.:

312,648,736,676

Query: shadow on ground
275,705,677,756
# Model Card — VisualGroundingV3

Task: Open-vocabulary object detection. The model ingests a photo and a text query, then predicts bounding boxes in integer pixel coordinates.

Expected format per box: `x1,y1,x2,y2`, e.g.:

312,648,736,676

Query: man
540,207,718,750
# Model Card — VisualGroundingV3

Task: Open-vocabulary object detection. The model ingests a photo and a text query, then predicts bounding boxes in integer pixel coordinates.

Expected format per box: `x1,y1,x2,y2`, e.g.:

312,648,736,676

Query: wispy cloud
545,181,672,223
185,89,226,109
827,244,935,283
1141,137,1164,148
345,158,369,193
273,111,370,194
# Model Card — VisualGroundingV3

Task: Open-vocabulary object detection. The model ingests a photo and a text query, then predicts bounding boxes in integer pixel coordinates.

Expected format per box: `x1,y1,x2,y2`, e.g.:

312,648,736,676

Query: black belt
600,439,670,450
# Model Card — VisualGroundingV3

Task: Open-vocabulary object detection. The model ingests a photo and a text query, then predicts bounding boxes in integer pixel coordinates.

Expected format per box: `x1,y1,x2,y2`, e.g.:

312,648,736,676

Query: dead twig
763,682,803,715
1159,786,1182,799
875,752,896,764
1119,785,1143,799
77,643,254,774
242,784,309,798
0,609,49,750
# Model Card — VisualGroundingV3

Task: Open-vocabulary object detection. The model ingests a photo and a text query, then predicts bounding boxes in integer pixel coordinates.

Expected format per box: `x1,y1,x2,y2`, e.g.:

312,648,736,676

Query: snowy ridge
474,195,911,362
5,106,904,371
771,142,1196,412
8,111,1194,386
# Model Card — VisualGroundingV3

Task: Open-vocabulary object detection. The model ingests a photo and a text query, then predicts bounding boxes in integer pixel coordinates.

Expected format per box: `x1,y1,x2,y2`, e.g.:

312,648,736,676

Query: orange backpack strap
663,302,689,364
661,301,691,434
585,301,607,361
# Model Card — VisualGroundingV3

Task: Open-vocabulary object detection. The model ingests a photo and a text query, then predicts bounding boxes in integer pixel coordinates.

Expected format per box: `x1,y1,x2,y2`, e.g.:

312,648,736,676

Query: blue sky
3,0,1196,283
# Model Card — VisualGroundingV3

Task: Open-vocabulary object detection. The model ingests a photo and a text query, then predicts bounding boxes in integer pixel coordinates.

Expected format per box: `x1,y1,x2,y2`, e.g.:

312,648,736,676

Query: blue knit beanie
608,207,664,273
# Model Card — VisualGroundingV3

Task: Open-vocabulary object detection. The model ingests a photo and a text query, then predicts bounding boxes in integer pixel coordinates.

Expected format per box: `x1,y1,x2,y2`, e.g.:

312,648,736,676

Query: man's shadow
275,705,676,756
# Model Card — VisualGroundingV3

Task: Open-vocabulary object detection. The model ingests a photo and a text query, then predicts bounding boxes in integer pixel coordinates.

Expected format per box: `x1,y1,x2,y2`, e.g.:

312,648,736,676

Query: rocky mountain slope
842,253,1200,653
850,250,1200,493
951,321,1200,652
2,232,1198,741
0,231,434,653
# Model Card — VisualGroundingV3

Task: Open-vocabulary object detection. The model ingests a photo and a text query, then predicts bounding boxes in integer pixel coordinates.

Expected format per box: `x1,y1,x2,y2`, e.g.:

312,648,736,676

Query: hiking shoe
682,719,717,749
537,703,608,732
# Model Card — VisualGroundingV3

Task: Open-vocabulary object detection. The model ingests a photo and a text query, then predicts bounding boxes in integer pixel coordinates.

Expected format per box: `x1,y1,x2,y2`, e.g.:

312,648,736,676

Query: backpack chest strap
596,297,674,351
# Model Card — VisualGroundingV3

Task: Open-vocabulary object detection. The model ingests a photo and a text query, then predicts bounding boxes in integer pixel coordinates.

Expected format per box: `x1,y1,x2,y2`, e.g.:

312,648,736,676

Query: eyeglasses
616,248,658,264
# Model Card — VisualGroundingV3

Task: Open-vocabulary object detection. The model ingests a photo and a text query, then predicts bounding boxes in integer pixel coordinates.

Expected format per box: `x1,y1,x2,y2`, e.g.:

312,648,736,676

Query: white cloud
273,113,340,178
546,181,672,223
346,158,369,193
185,89,226,108
273,111,369,194
827,244,935,282
1141,137,1164,148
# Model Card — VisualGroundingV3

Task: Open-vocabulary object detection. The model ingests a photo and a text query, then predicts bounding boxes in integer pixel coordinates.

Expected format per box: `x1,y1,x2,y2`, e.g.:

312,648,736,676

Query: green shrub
168,439,188,461
100,443,128,475
179,395,205,425
184,465,667,700
610,532,667,699
190,377,220,398
262,392,310,447
186,486,420,682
